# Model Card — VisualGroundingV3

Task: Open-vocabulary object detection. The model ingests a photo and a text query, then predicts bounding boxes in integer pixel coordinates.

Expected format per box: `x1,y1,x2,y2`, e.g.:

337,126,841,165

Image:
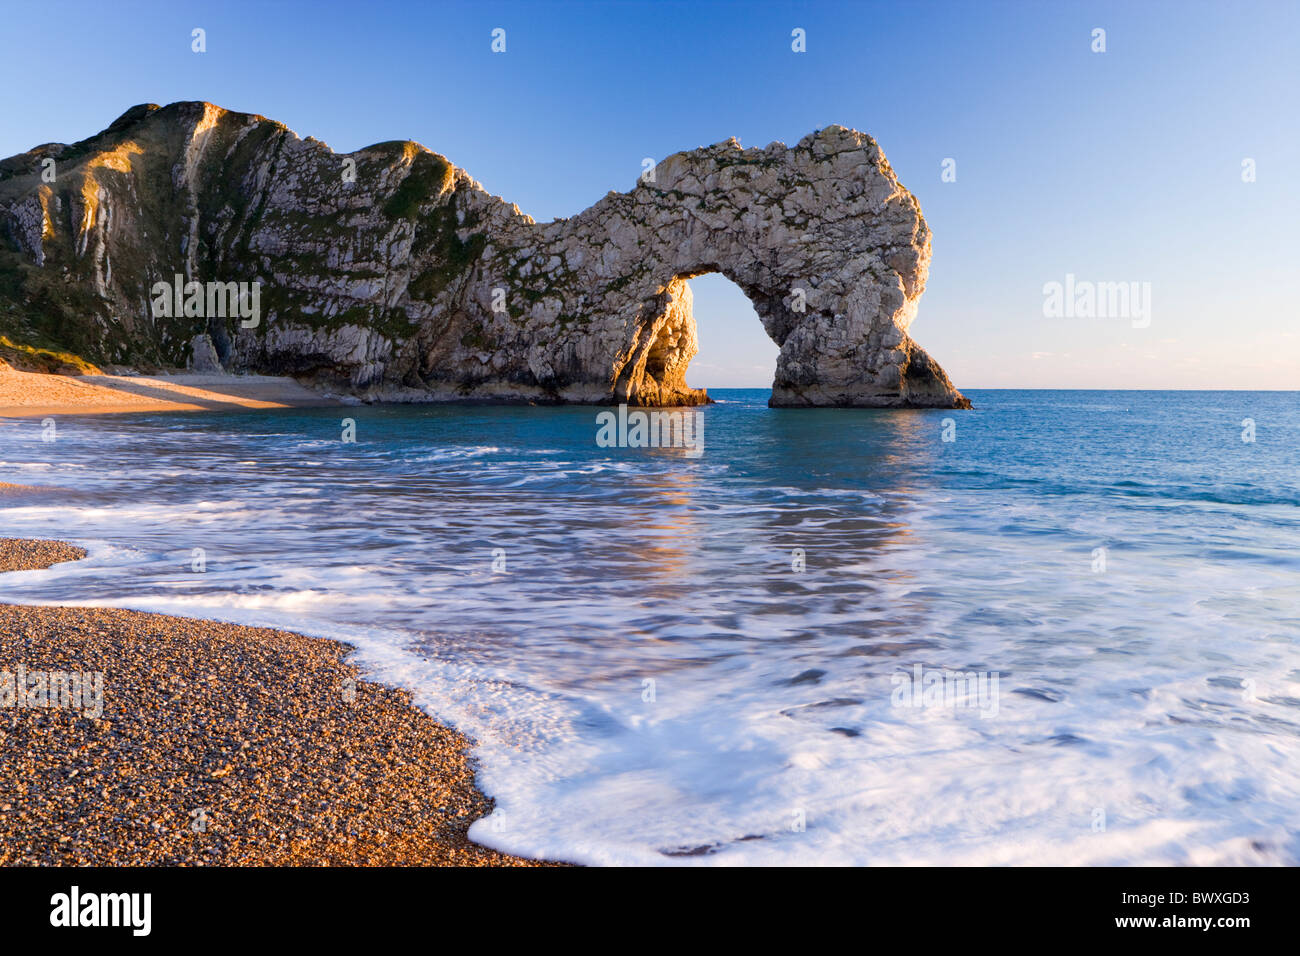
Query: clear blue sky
2,0,1296,388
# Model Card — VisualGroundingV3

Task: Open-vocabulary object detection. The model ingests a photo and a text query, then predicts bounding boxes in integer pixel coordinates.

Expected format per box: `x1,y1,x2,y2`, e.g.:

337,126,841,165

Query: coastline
0,363,340,418
0,538,557,866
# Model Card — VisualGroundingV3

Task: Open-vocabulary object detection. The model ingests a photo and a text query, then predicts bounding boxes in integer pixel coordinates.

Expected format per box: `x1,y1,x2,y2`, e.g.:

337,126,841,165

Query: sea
2,388,1298,865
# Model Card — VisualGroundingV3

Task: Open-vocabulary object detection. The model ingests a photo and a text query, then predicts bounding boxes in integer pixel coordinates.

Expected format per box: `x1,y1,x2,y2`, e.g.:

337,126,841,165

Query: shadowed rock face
0,101,968,408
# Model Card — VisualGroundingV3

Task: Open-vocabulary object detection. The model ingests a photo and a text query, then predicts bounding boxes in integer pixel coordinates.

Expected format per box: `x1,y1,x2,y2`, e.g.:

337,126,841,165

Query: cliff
0,101,968,408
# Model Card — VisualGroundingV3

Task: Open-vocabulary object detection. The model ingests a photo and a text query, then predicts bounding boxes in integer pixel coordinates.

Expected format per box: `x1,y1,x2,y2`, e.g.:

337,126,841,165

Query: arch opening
681,272,780,393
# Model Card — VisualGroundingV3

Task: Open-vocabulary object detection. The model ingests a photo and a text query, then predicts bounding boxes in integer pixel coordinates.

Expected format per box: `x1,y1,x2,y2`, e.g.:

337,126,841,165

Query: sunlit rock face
0,101,968,408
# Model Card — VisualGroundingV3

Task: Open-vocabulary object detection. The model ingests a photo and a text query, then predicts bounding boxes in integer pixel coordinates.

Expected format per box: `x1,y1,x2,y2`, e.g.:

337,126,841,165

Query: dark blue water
2,389,1298,864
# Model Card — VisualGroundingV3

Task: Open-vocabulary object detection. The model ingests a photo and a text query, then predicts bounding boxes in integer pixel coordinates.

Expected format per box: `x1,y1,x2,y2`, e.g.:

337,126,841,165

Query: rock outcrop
187,333,222,373
0,101,968,408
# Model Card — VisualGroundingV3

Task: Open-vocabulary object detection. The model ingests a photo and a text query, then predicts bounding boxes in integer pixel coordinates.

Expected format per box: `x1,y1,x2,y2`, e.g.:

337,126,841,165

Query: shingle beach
0,538,555,866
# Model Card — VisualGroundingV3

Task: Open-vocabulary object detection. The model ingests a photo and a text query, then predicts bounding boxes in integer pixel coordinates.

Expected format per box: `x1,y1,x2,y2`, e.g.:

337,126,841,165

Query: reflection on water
2,389,1299,865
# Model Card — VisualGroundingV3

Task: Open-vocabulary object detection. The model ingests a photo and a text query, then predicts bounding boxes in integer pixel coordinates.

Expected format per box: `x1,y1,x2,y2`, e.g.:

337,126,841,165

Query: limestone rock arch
433,126,969,408
0,103,968,408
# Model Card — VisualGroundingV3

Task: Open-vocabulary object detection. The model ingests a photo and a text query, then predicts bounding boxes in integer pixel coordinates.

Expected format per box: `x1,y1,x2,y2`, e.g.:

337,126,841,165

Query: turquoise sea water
2,389,1298,864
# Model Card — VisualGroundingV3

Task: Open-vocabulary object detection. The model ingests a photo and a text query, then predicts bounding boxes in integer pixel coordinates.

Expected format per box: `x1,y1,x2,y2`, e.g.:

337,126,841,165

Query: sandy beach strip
0,539,555,866
0,362,339,418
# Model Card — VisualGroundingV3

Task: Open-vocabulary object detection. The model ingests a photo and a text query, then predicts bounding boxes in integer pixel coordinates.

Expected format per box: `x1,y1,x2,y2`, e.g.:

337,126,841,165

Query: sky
1,0,1296,389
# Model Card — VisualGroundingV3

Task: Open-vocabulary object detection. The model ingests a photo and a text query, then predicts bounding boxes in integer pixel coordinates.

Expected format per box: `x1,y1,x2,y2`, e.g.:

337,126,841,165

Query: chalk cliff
0,102,968,408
